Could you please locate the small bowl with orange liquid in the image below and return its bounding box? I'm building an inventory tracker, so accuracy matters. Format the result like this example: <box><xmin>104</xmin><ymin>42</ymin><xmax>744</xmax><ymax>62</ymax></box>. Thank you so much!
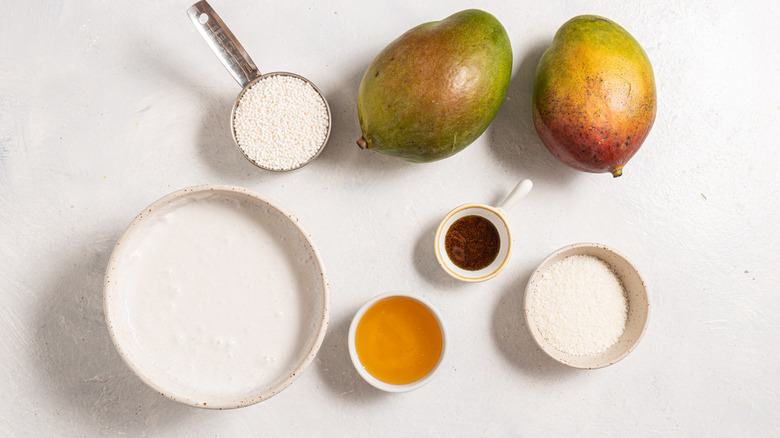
<box><xmin>348</xmin><ymin>292</ymin><xmax>447</xmax><ymax>392</ymax></box>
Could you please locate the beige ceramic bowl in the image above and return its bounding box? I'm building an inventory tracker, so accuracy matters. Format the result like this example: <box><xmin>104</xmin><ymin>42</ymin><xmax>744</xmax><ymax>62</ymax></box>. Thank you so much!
<box><xmin>104</xmin><ymin>185</ymin><xmax>330</xmax><ymax>409</ymax></box>
<box><xmin>523</xmin><ymin>243</ymin><xmax>649</xmax><ymax>369</ymax></box>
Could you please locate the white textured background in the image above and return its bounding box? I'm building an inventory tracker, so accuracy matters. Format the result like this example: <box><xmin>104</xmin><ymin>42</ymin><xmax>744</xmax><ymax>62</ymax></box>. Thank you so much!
<box><xmin>1</xmin><ymin>0</ymin><xmax>778</xmax><ymax>436</ymax></box>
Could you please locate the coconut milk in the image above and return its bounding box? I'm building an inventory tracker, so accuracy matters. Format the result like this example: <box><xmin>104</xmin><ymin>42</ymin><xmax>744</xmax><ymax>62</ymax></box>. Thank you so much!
<box><xmin>109</xmin><ymin>192</ymin><xmax>323</xmax><ymax>405</ymax></box>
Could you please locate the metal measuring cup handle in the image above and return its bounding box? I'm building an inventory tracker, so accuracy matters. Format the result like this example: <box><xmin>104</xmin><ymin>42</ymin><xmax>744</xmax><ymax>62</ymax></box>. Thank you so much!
<box><xmin>187</xmin><ymin>0</ymin><xmax>260</xmax><ymax>88</ymax></box>
<box><xmin>187</xmin><ymin>0</ymin><xmax>332</xmax><ymax>172</ymax></box>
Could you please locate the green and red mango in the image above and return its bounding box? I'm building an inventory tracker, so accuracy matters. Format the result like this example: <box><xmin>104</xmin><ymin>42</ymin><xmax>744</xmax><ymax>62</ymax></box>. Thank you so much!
<box><xmin>533</xmin><ymin>15</ymin><xmax>657</xmax><ymax>177</ymax></box>
<box><xmin>356</xmin><ymin>9</ymin><xmax>512</xmax><ymax>163</ymax></box>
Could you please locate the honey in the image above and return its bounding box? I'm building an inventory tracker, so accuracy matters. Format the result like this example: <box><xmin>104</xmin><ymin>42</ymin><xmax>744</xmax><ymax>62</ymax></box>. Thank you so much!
<box><xmin>355</xmin><ymin>297</ymin><xmax>443</xmax><ymax>385</ymax></box>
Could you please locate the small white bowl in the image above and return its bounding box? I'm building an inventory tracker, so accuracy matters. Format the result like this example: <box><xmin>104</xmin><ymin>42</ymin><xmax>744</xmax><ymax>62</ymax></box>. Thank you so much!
<box><xmin>434</xmin><ymin>180</ymin><xmax>533</xmax><ymax>282</ymax></box>
<box><xmin>435</xmin><ymin>204</ymin><xmax>512</xmax><ymax>282</ymax></box>
<box><xmin>348</xmin><ymin>292</ymin><xmax>447</xmax><ymax>392</ymax></box>
<box><xmin>523</xmin><ymin>243</ymin><xmax>650</xmax><ymax>369</ymax></box>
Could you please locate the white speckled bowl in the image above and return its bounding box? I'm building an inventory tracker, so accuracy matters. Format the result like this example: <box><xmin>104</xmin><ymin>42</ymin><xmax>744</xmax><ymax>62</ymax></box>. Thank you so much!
<box><xmin>523</xmin><ymin>243</ymin><xmax>650</xmax><ymax>369</ymax></box>
<box><xmin>104</xmin><ymin>185</ymin><xmax>330</xmax><ymax>409</ymax></box>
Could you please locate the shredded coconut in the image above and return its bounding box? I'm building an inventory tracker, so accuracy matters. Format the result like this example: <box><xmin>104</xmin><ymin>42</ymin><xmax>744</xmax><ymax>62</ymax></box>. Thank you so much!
<box><xmin>529</xmin><ymin>255</ymin><xmax>628</xmax><ymax>356</ymax></box>
<box><xmin>233</xmin><ymin>75</ymin><xmax>329</xmax><ymax>170</ymax></box>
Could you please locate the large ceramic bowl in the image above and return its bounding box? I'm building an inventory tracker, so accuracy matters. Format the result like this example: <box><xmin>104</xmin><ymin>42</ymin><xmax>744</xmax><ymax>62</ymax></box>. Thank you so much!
<box><xmin>104</xmin><ymin>185</ymin><xmax>330</xmax><ymax>408</ymax></box>
<box><xmin>524</xmin><ymin>243</ymin><xmax>649</xmax><ymax>369</ymax></box>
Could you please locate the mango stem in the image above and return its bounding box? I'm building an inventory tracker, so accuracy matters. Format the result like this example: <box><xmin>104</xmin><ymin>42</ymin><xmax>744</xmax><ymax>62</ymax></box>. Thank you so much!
<box><xmin>356</xmin><ymin>137</ymin><xmax>369</xmax><ymax>150</ymax></box>
<box><xmin>611</xmin><ymin>167</ymin><xmax>623</xmax><ymax>178</ymax></box>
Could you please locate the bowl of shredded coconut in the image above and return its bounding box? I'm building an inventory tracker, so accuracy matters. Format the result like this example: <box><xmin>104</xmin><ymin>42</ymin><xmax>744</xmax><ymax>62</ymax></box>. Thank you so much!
<box><xmin>523</xmin><ymin>243</ymin><xmax>649</xmax><ymax>369</ymax></box>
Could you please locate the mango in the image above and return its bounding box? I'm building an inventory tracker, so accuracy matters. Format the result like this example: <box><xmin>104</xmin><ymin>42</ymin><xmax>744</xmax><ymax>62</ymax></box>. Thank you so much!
<box><xmin>356</xmin><ymin>9</ymin><xmax>512</xmax><ymax>163</ymax></box>
<box><xmin>533</xmin><ymin>15</ymin><xmax>656</xmax><ymax>177</ymax></box>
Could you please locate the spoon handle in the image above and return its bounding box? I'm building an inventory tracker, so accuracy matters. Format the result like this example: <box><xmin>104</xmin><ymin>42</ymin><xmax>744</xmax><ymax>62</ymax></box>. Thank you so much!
<box><xmin>187</xmin><ymin>0</ymin><xmax>260</xmax><ymax>88</ymax></box>
<box><xmin>498</xmin><ymin>179</ymin><xmax>533</xmax><ymax>212</ymax></box>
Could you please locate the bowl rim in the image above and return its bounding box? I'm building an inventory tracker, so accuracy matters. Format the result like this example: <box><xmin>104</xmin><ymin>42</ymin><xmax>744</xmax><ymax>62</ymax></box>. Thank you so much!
<box><xmin>523</xmin><ymin>242</ymin><xmax>650</xmax><ymax>369</ymax></box>
<box><xmin>103</xmin><ymin>184</ymin><xmax>331</xmax><ymax>409</ymax></box>
<box><xmin>434</xmin><ymin>203</ymin><xmax>513</xmax><ymax>283</ymax></box>
<box><xmin>347</xmin><ymin>292</ymin><xmax>447</xmax><ymax>392</ymax></box>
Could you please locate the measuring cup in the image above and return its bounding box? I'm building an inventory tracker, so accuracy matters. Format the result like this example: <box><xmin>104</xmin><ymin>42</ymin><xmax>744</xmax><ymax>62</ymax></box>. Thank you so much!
<box><xmin>187</xmin><ymin>1</ymin><xmax>332</xmax><ymax>171</ymax></box>
<box><xmin>434</xmin><ymin>179</ymin><xmax>533</xmax><ymax>282</ymax></box>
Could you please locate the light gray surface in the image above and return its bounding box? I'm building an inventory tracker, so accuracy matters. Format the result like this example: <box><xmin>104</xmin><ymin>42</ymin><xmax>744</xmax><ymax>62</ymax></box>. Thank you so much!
<box><xmin>1</xmin><ymin>0</ymin><xmax>778</xmax><ymax>436</ymax></box>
